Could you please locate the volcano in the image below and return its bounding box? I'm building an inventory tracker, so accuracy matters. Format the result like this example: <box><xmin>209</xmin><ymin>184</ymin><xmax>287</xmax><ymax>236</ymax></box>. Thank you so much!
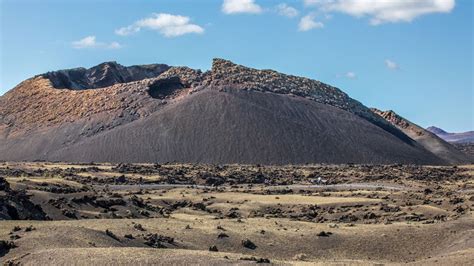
<box><xmin>0</xmin><ymin>59</ymin><xmax>467</xmax><ymax>164</ymax></box>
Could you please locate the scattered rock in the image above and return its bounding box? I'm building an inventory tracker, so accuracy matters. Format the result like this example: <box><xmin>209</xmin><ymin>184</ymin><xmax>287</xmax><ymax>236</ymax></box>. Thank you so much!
<box><xmin>0</xmin><ymin>177</ymin><xmax>47</xmax><ymax>220</ymax></box>
<box><xmin>24</xmin><ymin>225</ymin><xmax>35</xmax><ymax>232</ymax></box>
<box><xmin>0</xmin><ymin>177</ymin><xmax>10</xmax><ymax>190</ymax></box>
<box><xmin>225</xmin><ymin>211</ymin><xmax>240</xmax><ymax>219</ymax></box>
<box><xmin>241</xmin><ymin>239</ymin><xmax>257</xmax><ymax>249</ymax></box>
<box><xmin>363</xmin><ymin>212</ymin><xmax>378</xmax><ymax>219</ymax></box>
<box><xmin>144</xmin><ymin>233</ymin><xmax>174</xmax><ymax>248</ymax></box>
<box><xmin>105</xmin><ymin>229</ymin><xmax>120</xmax><ymax>241</ymax></box>
<box><xmin>133</xmin><ymin>223</ymin><xmax>145</xmax><ymax>231</ymax></box>
<box><xmin>124</xmin><ymin>234</ymin><xmax>134</xmax><ymax>239</ymax></box>
<box><xmin>338</xmin><ymin>214</ymin><xmax>359</xmax><ymax>222</ymax></box>
<box><xmin>0</xmin><ymin>240</ymin><xmax>16</xmax><ymax>256</ymax></box>
<box><xmin>380</xmin><ymin>204</ymin><xmax>401</xmax><ymax>213</ymax></box>
<box><xmin>62</xmin><ymin>209</ymin><xmax>77</xmax><ymax>219</ymax></box>
<box><xmin>316</xmin><ymin>231</ymin><xmax>332</xmax><ymax>237</ymax></box>
<box><xmin>239</xmin><ymin>257</ymin><xmax>270</xmax><ymax>263</ymax></box>
<box><xmin>449</xmin><ymin>198</ymin><xmax>464</xmax><ymax>205</ymax></box>
<box><xmin>94</xmin><ymin>197</ymin><xmax>126</xmax><ymax>208</ymax></box>
<box><xmin>218</xmin><ymin>233</ymin><xmax>229</xmax><ymax>239</ymax></box>
<box><xmin>9</xmin><ymin>235</ymin><xmax>20</xmax><ymax>240</ymax></box>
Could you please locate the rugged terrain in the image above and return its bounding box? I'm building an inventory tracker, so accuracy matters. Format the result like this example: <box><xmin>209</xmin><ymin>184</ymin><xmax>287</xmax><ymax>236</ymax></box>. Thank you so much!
<box><xmin>453</xmin><ymin>143</ymin><xmax>474</xmax><ymax>159</ymax></box>
<box><xmin>0</xmin><ymin>59</ymin><xmax>465</xmax><ymax>165</ymax></box>
<box><xmin>372</xmin><ymin>109</ymin><xmax>471</xmax><ymax>164</ymax></box>
<box><xmin>425</xmin><ymin>126</ymin><xmax>474</xmax><ymax>161</ymax></box>
<box><xmin>0</xmin><ymin>162</ymin><xmax>473</xmax><ymax>265</ymax></box>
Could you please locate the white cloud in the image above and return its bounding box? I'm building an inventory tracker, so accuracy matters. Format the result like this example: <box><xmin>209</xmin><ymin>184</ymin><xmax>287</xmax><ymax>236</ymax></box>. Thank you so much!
<box><xmin>108</xmin><ymin>42</ymin><xmax>122</xmax><ymax>49</ymax></box>
<box><xmin>115</xmin><ymin>25</ymin><xmax>140</xmax><ymax>36</ymax></box>
<box><xmin>72</xmin><ymin>36</ymin><xmax>97</xmax><ymax>49</ymax></box>
<box><xmin>298</xmin><ymin>15</ymin><xmax>324</xmax><ymax>31</ymax></box>
<box><xmin>72</xmin><ymin>36</ymin><xmax>121</xmax><ymax>49</ymax></box>
<box><xmin>304</xmin><ymin>0</ymin><xmax>333</xmax><ymax>6</ymax></box>
<box><xmin>385</xmin><ymin>59</ymin><xmax>399</xmax><ymax>70</ymax></box>
<box><xmin>345</xmin><ymin>71</ymin><xmax>356</xmax><ymax>79</ymax></box>
<box><xmin>115</xmin><ymin>13</ymin><xmax>204</xmax><ymax>38</ymax></box>
<box><xmin>222</xmin><ymin>0</ymin><xmax>262</xmax><ymax>14</ymax></box>
<box><xmin>305</xmin><ymin>0</ymin><xmax>455</xmax><ymax>25</ymax></box>
<box><xmin>276</xmin><ymin>3</ymin><xmax>299</xmax><ymax>18</ymax></box>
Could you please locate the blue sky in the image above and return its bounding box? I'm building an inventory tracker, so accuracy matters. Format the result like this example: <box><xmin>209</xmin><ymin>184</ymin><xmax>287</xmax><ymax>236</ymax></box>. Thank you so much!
<box><xmin>0</xmin><ymin>0</ymin><xmax>472</xmax><ymax>132</ymax></box>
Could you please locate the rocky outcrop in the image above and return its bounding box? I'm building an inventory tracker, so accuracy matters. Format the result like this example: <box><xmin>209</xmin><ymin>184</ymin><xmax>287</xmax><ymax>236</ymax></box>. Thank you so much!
<box><xmin>0</xmin><ymin>177</ymin><xmax>47</xmax><ymax>220</ymax></box>
<box><xmin>206</xmin><ymin>59</ymin><xmax>384</xmax><ymax>122</ymax></box>
<box><xmin>42</xmin><ymin>61</ymin><xmax>170</xmax><ymax>90</ymax></box>
<box><xmin>158</xmin><ymin>66</ymin><xmax>205</xmax><ymax>87</ymax></box>
<box><xmin>373</xmin><ymin>109</ymin><xmax>425</xmax><ymax>135</ymax></box>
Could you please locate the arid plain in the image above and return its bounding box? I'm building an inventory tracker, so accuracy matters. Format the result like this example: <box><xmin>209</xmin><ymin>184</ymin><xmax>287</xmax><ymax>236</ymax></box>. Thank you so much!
<box><xmin>1</xmin><ymin>162</ymin><xmax>473</xmax><ymax>265</ymax></box>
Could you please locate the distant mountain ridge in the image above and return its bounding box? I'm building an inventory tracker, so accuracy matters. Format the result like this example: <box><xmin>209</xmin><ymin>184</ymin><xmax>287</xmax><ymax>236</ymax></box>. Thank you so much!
<box><xmin>426</xmin><ymin>126</ymin><xmax>448</xmax><ymax>135</ymax></box>
<box><xmin>427</xmin><ymin>126</ymin><xmax>474</xmax><ymax>144</ymax></box>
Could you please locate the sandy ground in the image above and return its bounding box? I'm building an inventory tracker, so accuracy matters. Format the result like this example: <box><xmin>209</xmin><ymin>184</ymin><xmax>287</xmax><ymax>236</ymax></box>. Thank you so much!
<box><xmin>1</xmin><ymin>162</ymin><xmax>473</xmax><ymax>265</ymax></box>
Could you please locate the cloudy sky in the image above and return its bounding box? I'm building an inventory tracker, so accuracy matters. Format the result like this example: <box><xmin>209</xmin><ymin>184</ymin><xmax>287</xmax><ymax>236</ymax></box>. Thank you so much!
<box><xmin>0</xmin><ymin>0</ymin><xmax>472</xmax><ymax>131</ymax></box>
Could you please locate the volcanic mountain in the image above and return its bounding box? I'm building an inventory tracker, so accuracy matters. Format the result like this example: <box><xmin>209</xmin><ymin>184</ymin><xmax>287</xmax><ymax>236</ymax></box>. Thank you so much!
<box><xmin>0</xmin><ymin>59</ymin><xmax>464</xmax><ymax>164</ymax></box>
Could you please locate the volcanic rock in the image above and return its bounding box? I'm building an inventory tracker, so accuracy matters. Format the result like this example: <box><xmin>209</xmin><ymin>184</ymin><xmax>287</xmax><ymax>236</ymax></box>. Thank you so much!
<box><xmin>0</xmin><ymin>240</ymin><xmax>16</xmax><ymax>257</ymax></box>
<box><xmin>0</xmin><ymin>177</ymin><xmax>47</xmax><ymax>220</ymax></box>
<box><xmin>241</xmin><ymin>239</ymin><xmax>257</xmax><ymax>249</ymax></box>
<box><xmin>42</xmin><ymin>61</ymin><xmax>170</xmax><ymax>90</ymax></box>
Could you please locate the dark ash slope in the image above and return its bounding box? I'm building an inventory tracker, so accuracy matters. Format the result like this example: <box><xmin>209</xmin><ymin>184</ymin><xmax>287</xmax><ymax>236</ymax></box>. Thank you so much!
<box><xmin>40</xmin><ymin>88</ymin><xmax>441</xmax><ymax>164</ymax></box>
